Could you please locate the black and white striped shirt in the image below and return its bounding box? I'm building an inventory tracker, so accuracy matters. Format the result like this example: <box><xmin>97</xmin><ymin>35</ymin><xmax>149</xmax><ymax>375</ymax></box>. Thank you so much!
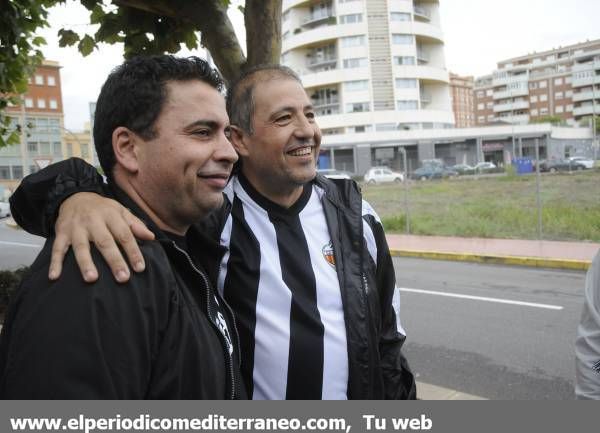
<box><xmin>217</xmin><ymin>174</ymin><xmax>392</xmax><ymax>400</ymax></box>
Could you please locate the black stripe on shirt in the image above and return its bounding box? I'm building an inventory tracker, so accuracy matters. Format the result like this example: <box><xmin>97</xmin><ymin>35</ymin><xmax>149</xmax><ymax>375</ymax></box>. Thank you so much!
<box><xmin>223</xmin><ymin>195</ymin><xmax>261</xmax><ymax>397</ymax></box>
<box><xmin>270</xmin><ymin>213</ymin><xmax>325</xmax><ymax>399</ymax></box>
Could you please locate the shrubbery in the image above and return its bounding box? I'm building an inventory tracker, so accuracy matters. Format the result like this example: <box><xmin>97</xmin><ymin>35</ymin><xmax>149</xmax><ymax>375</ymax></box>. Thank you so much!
<box><xmin>0</xmin><ymin>267</ymin><xmax>28</xmax><ymax>323</ymax></box>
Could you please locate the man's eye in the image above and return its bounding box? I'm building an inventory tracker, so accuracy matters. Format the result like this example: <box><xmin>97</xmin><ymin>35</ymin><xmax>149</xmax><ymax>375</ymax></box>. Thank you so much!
<box><xmin>193</xmin><ymin>129</ymin><xmax>210</xmax><ymax>137</ymax></box>
<box><xmin>224</xmin><ymin>128</ymin><xmax>232</xmax><ymax>139</ymax></box>
<box><xmin>276</xmin><ymin>115</ymin><xmax>291</xmax><ymax>123</ymax></box>
<box><xmin>306</xmin><ymin>112</ymin><xmax>316</xmax><ymax>120</ymax></box>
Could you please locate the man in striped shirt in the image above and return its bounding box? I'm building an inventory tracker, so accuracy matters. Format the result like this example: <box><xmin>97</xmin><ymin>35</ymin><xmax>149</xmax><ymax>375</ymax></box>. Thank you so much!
<box><xmin>10</xmin><ymin>65</ymin><xmax>416</xmax><ymax>400</ymax></box>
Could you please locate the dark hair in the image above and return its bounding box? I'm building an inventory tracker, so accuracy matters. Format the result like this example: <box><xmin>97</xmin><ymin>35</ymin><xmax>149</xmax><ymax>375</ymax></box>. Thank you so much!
<box><xmin>226</xmin><ymin>64</ymin><xmax>301</xmax><ymax>134</ymax></box>
<box><xmin>93</xmin><ymin>55</ymin><xmax>224</xmax><ymax>179</ymax></box>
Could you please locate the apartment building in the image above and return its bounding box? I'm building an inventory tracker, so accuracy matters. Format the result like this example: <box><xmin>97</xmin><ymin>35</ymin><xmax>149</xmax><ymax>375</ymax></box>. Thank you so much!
<box><xmin>1</xmin><ymin>60</ymin><xmax>65</xmax><ymax>190</ymax></box>
<box><xmin>280</xmin><ymin>0</ymin><xmax>454</xmax><ymax>173</ymax></box>
<box><xmin>474</xmin><ymin>39</ymin><xmax>600</xmax><ymax>126</ymax></box>
<box><xmin>449</xmin><ymin>73</ymin><xmax>475</xmax><ymax>128</ymax></box>
<box><xmin>63</xmin><ymin>122</ymin><xmax>95</xmax><ymax>165</ymax></box>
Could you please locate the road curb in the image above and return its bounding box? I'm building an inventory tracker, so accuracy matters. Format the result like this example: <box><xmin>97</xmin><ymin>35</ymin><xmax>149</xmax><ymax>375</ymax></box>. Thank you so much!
<box><xmin>390</xmin><ymin>249</ymin><xmax>591</xmax><ymax>271</ymax></box>
<box><xmin>4</xmin><ymin>218</ymin><xmax>19</xmax><ymax>229</ymax></box>
<box><xmin>416</xmin><ymin>381</ymin><xmax>486</xmax><ymax>400</ymax></box>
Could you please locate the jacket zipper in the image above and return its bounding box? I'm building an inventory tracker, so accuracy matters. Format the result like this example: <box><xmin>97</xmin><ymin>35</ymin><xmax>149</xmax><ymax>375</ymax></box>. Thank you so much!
<box><xmin>171</xmin><ymin>242</ymin><xmax>236</xmax><ymax>400</ymax></box>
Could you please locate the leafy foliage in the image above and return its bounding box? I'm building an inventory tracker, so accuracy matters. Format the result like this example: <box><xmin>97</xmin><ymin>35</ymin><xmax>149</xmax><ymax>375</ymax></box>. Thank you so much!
<box><xmin>0</xmin><ymin>0</ymin><xmax>57</xmax><ymax>148</ymax></box>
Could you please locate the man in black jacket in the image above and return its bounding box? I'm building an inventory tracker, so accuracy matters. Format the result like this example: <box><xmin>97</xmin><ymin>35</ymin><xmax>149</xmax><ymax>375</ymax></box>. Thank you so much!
<box><xmin>10</xmin><ymin>66</ymin><xmax>415</xmax><ymax>400</ymax></box>
<box><xmin>0</xmin><ymin>55</ymin><xmax>244</xmax><ymax>399</ymax></box>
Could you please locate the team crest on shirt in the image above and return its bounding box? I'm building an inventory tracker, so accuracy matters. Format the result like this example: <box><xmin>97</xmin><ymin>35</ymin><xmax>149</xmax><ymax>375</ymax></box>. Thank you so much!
<box><xmin>322</xmin><ymin>241</ymin><xmax>336</xmax><ymax>268</ymax></box>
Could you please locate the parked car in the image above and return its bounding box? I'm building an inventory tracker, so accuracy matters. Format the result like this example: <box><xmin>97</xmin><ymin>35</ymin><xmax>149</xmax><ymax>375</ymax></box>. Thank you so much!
<box><xmin>0</xmin><ymin>201</ymin><xmax>10</xmax><ymax>218</ymax></box>
<box><xmin>567</xmin><ymin>156</ymin><xmax>594</xmax><ymax>169</ymax></box>
<box><xmin>540</xmin><ymin>159</ymin><xmax>587</xmax><ymax>173</ymax></box>
<box><xmin>410</xmin><ymin>165</ymin><xmax>458</xmax><ymax>180</ymax></box>
<box><xmin>363</xmin><ymin>167</ymin><xmax>404</xmax><ymax>184</ymax></box>
<box><xmin>451</xmin><ymin>163</ymin><xmax>475</xmax><ymax>175</ymax></box>
<box><xmin>474</xmin><ymin>161</ymin><xmax>497</xmax><ymax>172</ymax></box>
<box><xmin>316</xmin><ymin>168</ymin><xmax>352</xmax><ymax>180</ymax></box>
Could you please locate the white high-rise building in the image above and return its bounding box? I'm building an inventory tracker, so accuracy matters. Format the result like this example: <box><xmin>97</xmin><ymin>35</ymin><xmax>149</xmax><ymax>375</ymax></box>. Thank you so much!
<box><xmin>281</xmin><ymin>0</ymin><xmax>453</xmax><ymax>147</ymax></box>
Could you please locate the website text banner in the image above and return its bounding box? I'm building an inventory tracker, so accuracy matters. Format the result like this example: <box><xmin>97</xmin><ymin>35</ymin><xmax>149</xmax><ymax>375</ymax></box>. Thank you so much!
<box><xmin>1</xmin><ymin>401</ymin><xmax>596</xmax><ymax>433</ymax></box>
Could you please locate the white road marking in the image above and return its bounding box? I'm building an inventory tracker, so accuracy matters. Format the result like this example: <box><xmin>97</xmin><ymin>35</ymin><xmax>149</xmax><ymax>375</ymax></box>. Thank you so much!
<box><xmin>0</xmin><ymin>240</ymin><xmax>43</xmax><ymax>248</ymax></box>
<box><xmin>399</xmin><ymin>287</ymin><xmax>563</xmax><ymax>310</ymax></box>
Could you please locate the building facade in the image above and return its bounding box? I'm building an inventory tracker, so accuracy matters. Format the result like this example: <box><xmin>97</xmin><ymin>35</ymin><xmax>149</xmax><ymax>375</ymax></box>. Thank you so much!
<box><xmin>1</xmin><ymin>60</ymin><xmax>65</xmax><ymax>191</ymax></box>
<box><xmin>281</xmin><ymin>0</ymin><xmax>454</xmax><ymax>166</ymax></box>
<box><xmin>474</xmin><ymin>39</ymin><xmax>600</xmax><ymax>127</ymax></box>
<box><xmin>63</xmin><ymin>122</ymin><xmax>95</xmax><ymax>165</ymax></box>
<box><xmin>449</xmin><ymin>73</ymin><xmax>475</xmax><ymax>128</ymax></box>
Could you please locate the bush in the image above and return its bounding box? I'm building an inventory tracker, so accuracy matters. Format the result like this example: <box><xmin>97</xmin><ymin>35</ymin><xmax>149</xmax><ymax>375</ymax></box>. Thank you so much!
<box><xmin>0</xmin><ymin>267</ymin><xmax>29</xmax><ymax>323</ymax></box>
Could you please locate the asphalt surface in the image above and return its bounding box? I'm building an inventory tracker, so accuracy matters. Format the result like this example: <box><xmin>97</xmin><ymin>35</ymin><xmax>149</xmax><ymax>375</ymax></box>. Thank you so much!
<box><xmin>395</xmin><ymin>256</ymin><xmax>586</xmax><ymax>400</ymax></box>
<box><xmin>0</xmin><ymin>218</ymin><xmax>44</xmax><ymax>270</ymax></box>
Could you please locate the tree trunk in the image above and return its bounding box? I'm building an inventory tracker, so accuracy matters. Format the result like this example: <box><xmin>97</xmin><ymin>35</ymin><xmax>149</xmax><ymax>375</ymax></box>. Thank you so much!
<box><xmin>244</xmin><ymin>0</ymin><xmax>282</xmax><ymax>70</ymax></box>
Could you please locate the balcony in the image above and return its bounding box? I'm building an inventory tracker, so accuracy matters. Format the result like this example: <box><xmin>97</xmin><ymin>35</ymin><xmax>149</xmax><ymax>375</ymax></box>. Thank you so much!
<box><xmin>307</xmin><ymin>55</ymin><xmax>337</xmax><ymax>70</ymax></box>
<box><xmin>302</xmin><ymin>10</ymin><xmax>336</xmax><ymax>28</ymax></box>
<box><xmin>573</xmin><ymin>104</ymin><xmax>599</xmax><ymax>117</ymax></box>
<box><xmin>572</xmin><ymin>90</ymin><xmax>598</xmax><ymax>102</ymax></box>
<box><xmin>413</xmin><ymin>5</ymin><xmax>431</xmax><ymax>21</ymax></box>
<box><xmin>572</xmin><ymin>59</ymin><xmax>600</xmax><ymax>73</ymax></box>
<box><xmin>416</xmin><ymin>50</ymin><xmax>429</xmax><ymax>64</ymax></box>
<box><xmin>492</xmin><ymin>72</ymin><xmax>529</xmax><ymax>87</ymax></box>
<box><xmin>493</xmin><ymin>87</ymin><xmax>528</xmax><ymax>100</ymax></box>
<box><xmin>493</xmin><ymin>100</ymin><xmax>529</xmax><ymax>113</ymax></box>
<box><xmin>572</xmin><ymin>73</ymin><xmax>600</xmax><ymax>88</ymax></box>
<box><xmin>497</xmin><ymin>114</ymin><xmax>530</xmax><ymax>124</ymax></box>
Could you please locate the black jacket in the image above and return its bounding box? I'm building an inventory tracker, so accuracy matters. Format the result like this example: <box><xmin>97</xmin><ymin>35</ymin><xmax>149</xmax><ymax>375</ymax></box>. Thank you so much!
<box><xmin>9</xmin><ymin>158</ymin><xmax>415</xmax><ymax>399</ymax></box>
<box><xmin>1</xmin><ymin>181</ymin><xmax>245</xmax><ymax>399</ymax></box>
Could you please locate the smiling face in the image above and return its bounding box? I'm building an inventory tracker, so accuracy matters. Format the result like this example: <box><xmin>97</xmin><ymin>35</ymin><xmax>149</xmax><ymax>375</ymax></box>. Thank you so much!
<box><xmin>132</xmin><ymin>80</ymin><xmax>237</xmax><ymax>232</ymax></box>
<box><xmin>232</xmin><ymin>77</ymin><xmax>322</xmax><ymax>206</ymax></box>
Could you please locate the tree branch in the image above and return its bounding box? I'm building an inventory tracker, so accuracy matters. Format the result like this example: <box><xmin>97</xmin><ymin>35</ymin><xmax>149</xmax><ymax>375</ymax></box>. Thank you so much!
<box><xmin>114</xmin><ymin>0</ymin><xmax>246</xmax><ymax>83</ymax></box>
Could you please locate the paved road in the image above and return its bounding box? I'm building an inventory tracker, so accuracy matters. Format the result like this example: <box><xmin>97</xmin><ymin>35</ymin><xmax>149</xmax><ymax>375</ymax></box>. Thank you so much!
<box><xmin>394</xmin><ymin>257</ymin><xmax>586</xmax><ymax>400</ymax></box>
<box><xmin>0</xmin><ymin>219</ymin><xmax>44</xmax><ymax>270</ymax></box>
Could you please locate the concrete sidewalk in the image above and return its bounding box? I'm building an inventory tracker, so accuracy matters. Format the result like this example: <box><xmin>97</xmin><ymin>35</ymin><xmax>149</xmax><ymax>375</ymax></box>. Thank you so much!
<box><xmin>387</xmin><ymin>234</ymin><xmax>599</xmax><ymax>271</ymax></box>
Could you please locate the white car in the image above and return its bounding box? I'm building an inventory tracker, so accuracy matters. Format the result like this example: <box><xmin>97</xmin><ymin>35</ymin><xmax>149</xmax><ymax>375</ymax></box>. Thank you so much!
<box><xmin>316</xmin><ymin>169</ymin><xmax>352</xmax><ymax>180</ymax></box>
<box><xmin>363</xmin><ymin>167</ymin><xmax>404</xmax><ymax>184</ymax></box>
<box><xmin>0</xmin><ymin>201</ymin><xmax>10</xmax><ymax>218</ymax></box>
<box><xmin>567</xmin><ymin>156</ymin><xmax>595</xmax><ymax>169</ymax></box>
<box><xmin>474</xmin><ymin>161</ymin><xmax>496</xmax><ymax>172</ymax></box>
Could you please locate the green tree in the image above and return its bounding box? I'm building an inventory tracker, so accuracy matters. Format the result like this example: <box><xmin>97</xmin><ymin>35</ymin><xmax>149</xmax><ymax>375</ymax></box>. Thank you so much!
<box><xmin>0</xmin><ymin>0</ymin><xmax>282</xmax><ymax>148</ymax></box>
<box><xmin>530</xmin><ymin>115</ymin><xmax>566</xmax><ymax>126</ymax></box>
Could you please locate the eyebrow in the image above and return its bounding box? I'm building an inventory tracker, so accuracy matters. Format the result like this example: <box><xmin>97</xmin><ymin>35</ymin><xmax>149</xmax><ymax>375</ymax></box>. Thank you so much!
<box><xmin>183</xmin><ymin>120</ymin><xmax>226</xmax><ymax>131</ymax></box>
<box><xmin>270</xmin><ymin>104</ymin><xmax>315</xmax><ymax>119</ymax></box>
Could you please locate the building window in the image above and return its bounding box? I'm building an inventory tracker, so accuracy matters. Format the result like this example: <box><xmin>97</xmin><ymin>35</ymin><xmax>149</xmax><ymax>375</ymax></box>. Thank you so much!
<box><xmin>375</xmin><ymin>123</ymin><xmax>397</xmax><ymax>131</ymax></box>
<box><xmin>390</xmin><ymin>12</ymin><xmax>411</xmax><ymax>21</ymax></box>
<box><xmin>565</xmin><ymin>76</ymin><xmax>572</xmax><ymax>84</ymax></box>
<box><xmin>49</xmin><ymin>99</ymin><xmax>58</xmax><ymax>109</ymax></box>
<box><xmin>66</xmin><ymin>143</ymin><xmax>73</xmax><ymax>157</ymax></box>
<box><xmin>343</xmin><ymin>57</ymin><xmax>368</xmax><ymax>68</ymax></box>
<box><xmin>530</xmin><ymin>95</ymin><xmax>538</xmax><ymax>103</ymax></box>
<box><xmin>566</xmin><ymin>90</ymin><xmax>573</xmax><ymax>98</ymax></box>
<box><xmin>345</xmin><ymin>102</ymin><xmax>370</xmax><ymax>112</ymax></box>
<box><xmin>27</xmin><ymin>142</ymin><xmax>38</xmax><ymax>153</ymax></box>
<box><xmin>339</xmin><ymin>13</ymin><xmax>362</xmax><ymax>24</ymax></box>
<box><xmin>540</xmin><ymin>94</ymin><xmax>548</xmax><ymax>102</ymax></box>
<box><xmin>396</xmin><ymin>100</ymin><xmax>418</xmax><ymax>110</ymax></box>
<box><xmin>48</xmin><ymin>118</ymin><xmax>60</xmax><ymax>132</ymax></box>
<box><xmin>478</xmin><ymin>116</ymin><xmax>485</xmax><ymax>123</ymax></box>
<box><xmin>393</xmin><ymin>56</ymin><xmax>415</xmax><ymax>65</ymax></box>
<box><xmin>35</xmin><ymin>75</ymin><xmax>44</xmax><ymax>85</ymax></box>
<box><xmin>554</xmin><ymin>77</ymin><xmax>563</xmax><ymax>86</ymax></box>
<box><xmin>53</xmin><ymin>142</ymin><xmax>62</xmax><ymax>156</ymax></box>
<box><xmin>540</xmin><ymin>107</ymin><xmax>548</xmax><ymax>115</ymax></box>
<box><xmin>37</xmin><ymin>98</ymin><xmax>46</xmax><ymax>109</ymax></box>
<box><xmin>529</xmin><ymin>82</ymin><xmax>538</xmax><ymax>90</ymax></box>
<box><xmin>344</xmin><ymin>80</ymin><xmax>369</xmax><ymax>91</ymax></box>
<box><xmin>487</xmin><ymin>115</ymin><xmax>495</xmax><ymax>121</ymax></box>
<box><xmin>25</xmin><ymin>98</ymin><xmax>34</xmax><ymax>108</ymax></box>
<box><xmin>39</xmin><ymin>141</ymin><xmax>51</xmax><ymax>155</ymax></box>
<box><xmin>556</xmin><ymin>105</ymin><xmax>564</xmax><ymax>113</ymax></box>
<box><xmin>531</xmin><ymin>108</ymin><xmax>539</xmax><ymax>116</ymax></box>
<box><xmin>555</xmin><ymin>92</ymin><xmax>563</xmax><ymax>100</ymax></box>
<box><xmin>486</xmin><ymin>102</ymin><xmax>494</xmax><ymax>109</ymax></box>
<box><xmin>81</xmin><ymin>144</ymin><xmax>90</xmax><ymax>159</ymax></box>
<box><xmin>341</xmin><ymin>35</ymin><xmax>365</xmax><ymax>47</ymax></box>
<box><xmin>395</xmin><ymin>78</ymin><xmax>417</xmax><ymax>88</ymax></box>
<box><xmin>539</xmin><ymin>80</ymin><xmax>547</xmax><ymax>88</ymax></box>
<box><xmin>47</xmin><ymin>75</ymin><xmax>56</xmax><ymax>86</ymax></box>
<box><xmin>12</xmin><ymin>165</ymin><xmax>23</xmax><ymax>180</ymax></box>
<box><xmin>477</xmin><ymin>103</ymin><xmax>484</xmax><ymax>110</ymax></box>
<box><xmin>486</xmin><ymin>89</ymin><xmax>493</xmax><ymax>96</ymax></box>
<box><xmin>476</xmin><ymin>90</ymin><xmax>484</xmax><ymax>98</ymax></box>
<box><xmin>392</xmin><ymin>34</ymin><xmax>414</xmax><ymax>45</ymax></box>
<box><xmin>348</xmin><ymin>125</ymin><xmax>372</xmax><ymax>133</ymax></box>
<box><xmin>0</xmin><ymin>166</ymin><xmax>10</xmax><ymax>180</ymax></box>
<box><xmin>566</xmin><ymin>104</ymin><xmax>573</xmax><ymax>112</ymax></box>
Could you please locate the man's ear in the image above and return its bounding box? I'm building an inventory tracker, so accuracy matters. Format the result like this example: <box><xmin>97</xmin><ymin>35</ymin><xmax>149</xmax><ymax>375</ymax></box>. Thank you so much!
<box><xmin>112</xmin><ymin>127</ymin><xmax>139</xmax><ymax>173</ymax></box>
<box><xmin>229</xmin><ymin>125</ymin><xmax>250</xmax><ymax>157</ymax></box>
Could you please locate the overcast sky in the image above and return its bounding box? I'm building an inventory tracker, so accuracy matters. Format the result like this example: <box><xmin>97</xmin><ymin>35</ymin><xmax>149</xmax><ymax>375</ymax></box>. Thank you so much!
<box><xmin>40</xmin><ymin>0</ymin><xmax>600</xmax><ymax>131</ymax></box>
